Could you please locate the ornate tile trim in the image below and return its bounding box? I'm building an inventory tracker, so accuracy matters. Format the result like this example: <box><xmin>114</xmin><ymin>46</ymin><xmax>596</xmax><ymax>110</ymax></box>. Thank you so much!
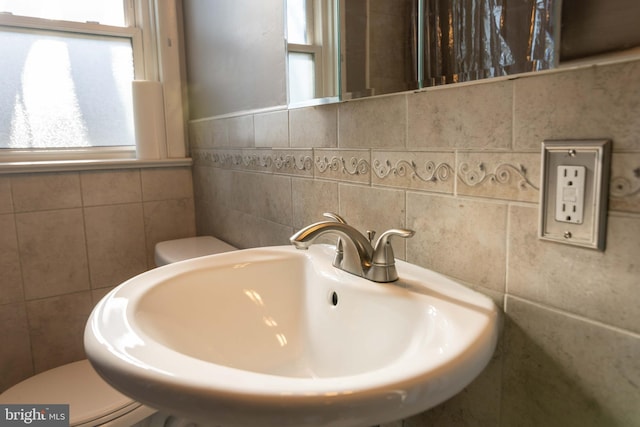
<box><xmin>315</xmin><ymin>156</ymin><xmax>370</xmax><ymax>176</ymax></box>
<box><xmin>458</xmin><ymin>162</ymin><xmax>539</xmax><ymax>190</ymax></box>
<box><xmin>373</xmin><ymin>159</ymin><xmax>454</xmax><ymax>183</ymax></box>
<box><xmin>273</xmin><ymin>153</ymin><xmax>314</xmax><ymax>173</ymax></box>
<box><xmin>610</xmin><ymin>167</ymin><xmax>640</xmax><ymax>199</ymax></box>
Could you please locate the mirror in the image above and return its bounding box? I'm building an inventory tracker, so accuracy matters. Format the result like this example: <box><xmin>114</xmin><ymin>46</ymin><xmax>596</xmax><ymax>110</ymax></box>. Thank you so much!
<box><xmin>286</xmin><ymin>0</ymin><xmax>561</xmax><ymax>106</ymax></box>
<box><xmin>286</xmin><ymin>0</ymin><xmax>340</xmax><ymax>104</ymax></box>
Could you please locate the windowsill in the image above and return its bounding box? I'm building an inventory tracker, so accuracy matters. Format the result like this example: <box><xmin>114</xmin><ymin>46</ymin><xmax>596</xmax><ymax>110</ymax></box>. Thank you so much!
<box><xmin>0</xmin><ymin>157</ymin><xmax>193</xmax><ymax>174</ymax></box>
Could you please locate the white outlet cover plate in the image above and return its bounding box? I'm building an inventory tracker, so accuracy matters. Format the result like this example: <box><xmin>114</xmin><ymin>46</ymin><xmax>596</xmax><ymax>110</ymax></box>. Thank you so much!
<box><xmin>539</xmin><ymin>139</ymin><xmax>611</xmax><ymax>250</ymax></box>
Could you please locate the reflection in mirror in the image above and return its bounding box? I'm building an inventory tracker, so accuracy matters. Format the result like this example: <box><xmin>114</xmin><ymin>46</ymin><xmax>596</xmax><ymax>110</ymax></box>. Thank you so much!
<box><xmin>286</xmin><ymin>0</ymin><xmax>561</xmax><ymax>105</ymax></box>
<box><xmin>341</xmin><ymin>0</ymin><xmax>419</xmax><ymax>99</ymax></box>
<box><xmin>422</xmin><ymin>0</ymin><xmax>561</xmax><ymax>86</ymax></box>
<box><xmin>286</xmin><ymin>0</ymin><xmax>339</xmax><ymax>104</ymax></box>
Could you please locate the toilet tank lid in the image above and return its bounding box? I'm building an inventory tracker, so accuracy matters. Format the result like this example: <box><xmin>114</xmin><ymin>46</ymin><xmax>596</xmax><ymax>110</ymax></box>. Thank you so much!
<box><xmin>154</xmin><ymin>236</ymin><xmax>237</xmax><ymax>266</ymax></box>
<box><xmin>0</xmin><ymin>360</ymin><xmax>138</xmax><ymax>425</ymax></box>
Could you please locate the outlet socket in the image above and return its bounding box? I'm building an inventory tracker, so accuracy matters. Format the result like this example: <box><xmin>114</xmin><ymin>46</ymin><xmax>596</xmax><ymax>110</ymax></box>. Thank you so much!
<box><xmin>555</xmin><ymin>165</ymin><xmax>586</xmax><ymax>224</ymax></box>
<box><xmin>539</xmin><ymin>140</ymin><xmax>611</xmax><ymax>250</ymax></box>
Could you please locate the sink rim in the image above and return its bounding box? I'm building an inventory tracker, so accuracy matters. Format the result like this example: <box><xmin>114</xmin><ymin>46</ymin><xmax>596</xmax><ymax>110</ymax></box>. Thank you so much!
<box><xmin>86</xmin><ymin>245</ymin><xmax>497</xmax><ymax>396</ymax></box>
<box><xmin>85</xmin><ymin>244</ymin><xmax>499</xmax><ymax>422</ymax></box>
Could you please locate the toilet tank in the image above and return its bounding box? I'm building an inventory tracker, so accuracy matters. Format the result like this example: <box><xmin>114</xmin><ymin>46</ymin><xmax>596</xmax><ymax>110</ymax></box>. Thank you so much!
<box><xmin>154</xmin><ymin>236</ymin><xmax>237</xmax><ymax>266</ymax></box>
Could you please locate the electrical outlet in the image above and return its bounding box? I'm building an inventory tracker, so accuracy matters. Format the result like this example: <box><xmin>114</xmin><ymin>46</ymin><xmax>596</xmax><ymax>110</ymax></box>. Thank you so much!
<box><xmin>539</xmin><ymin>140</ymin><xmax>611</xmax><ymax>251</ymax></box>
<box><xmin>555</xmin><ymin>165</ymin><xmax>586</xmax><ymax>224</ymax></box>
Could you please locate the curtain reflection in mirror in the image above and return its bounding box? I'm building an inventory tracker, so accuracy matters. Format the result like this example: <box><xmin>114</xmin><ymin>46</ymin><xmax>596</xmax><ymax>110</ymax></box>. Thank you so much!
<box><xmin>423</xmin><ymin>0</ymin><xmax>559</xmax><ymax>86</ymax></box>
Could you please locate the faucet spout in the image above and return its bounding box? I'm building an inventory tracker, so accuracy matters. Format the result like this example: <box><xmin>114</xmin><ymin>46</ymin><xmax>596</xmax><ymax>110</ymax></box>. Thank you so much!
<box><xmin>290</xmin><ymin>221</ymin><xmax>373</xmax><ymax>277</ymax></box>
<box><xmin>290</xmin><ymin>214</ymin><xmax>415</xmax><ymax>282</ymax></box>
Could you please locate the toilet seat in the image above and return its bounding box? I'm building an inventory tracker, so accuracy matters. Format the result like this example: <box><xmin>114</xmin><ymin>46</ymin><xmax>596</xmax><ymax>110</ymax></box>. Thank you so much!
<box><xmin>0</xmin><ymin>360</ymin><xmax>155</xmax><ymax>426</ymax></box>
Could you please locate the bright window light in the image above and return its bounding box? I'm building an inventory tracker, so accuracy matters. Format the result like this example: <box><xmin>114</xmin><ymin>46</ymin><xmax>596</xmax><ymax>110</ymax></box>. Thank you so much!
<box><xmin>0</xmin><ymin>0</ymin><xmax>125</xmax><ymax>26</ymax></box>
<box><xmin>0</xmin><ymin>29</ymin><xmax>134</xmax><ymax>149</ymax></box>
<box><xmin>288</xmin><ymin>52</ymin><xmax>315</xmax><ymax>103</ymax></box>
<box><xmin>287</xmin><ymin>0</ymin><xmax>308</xmax><ymax>44</ymax></box>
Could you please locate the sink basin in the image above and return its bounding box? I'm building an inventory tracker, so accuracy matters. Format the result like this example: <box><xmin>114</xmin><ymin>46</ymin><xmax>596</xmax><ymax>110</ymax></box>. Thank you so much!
<box><xmin>85</xmin><ymin>244</ymin><xmax>498</xmax><ymax>427</ymax></box>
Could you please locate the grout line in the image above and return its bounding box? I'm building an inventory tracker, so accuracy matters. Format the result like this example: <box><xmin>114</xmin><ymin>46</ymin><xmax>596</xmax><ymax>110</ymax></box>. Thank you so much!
<box><xmin>507</xmin><ymin>295</ymin><xmax>640</xmax><ymax>339</ymax></box>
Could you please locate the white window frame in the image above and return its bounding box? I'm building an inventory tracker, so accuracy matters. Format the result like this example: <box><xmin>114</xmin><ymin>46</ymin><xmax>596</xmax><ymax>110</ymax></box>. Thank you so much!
<box><xmin>287</xmin><ymin>0</ymin><xmax>339</xmax><ymax>104</ymax></box>
<box><xmin>0</xmin><ymin>0</ymin><xmax>187</xmax><ymax>169</ymax></box>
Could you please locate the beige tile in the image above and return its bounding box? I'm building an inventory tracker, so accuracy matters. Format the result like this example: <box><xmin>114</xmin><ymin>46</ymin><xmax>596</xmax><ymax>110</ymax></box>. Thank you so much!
<box><xmin>91</xmin><ymin>287</ymin><xmax>115</xmax><ymax>307</ymax></box>
<box><xmin>195</xmin><ymin>200</ymin><xmax>240</xmax><ymax>248</ymax></box>
<box><xmin>406</xmin><ymin>193</ymin><xmax>508</xmax><ymax>291</ymax></box>
<box><xmin>272</xmin><ymin>149</ymin><xmax>314</xmax><ymax>177</ymax></box>
<box><xmin>26</xmin><ymin>292</ymin><xmax>93</xmax><ymax>373</ymax></box>
<box><xmin>0</xmin><ymin>177</ymin><xmax>13</xmax><ymax>214</ymax></box>
<box><xmin>290</xmin><ymin>104</ymin><xmax>338</xmax><ymax>148</ymax></box>
<box><xmin>408</xmin><ymin>80</ymin><xmax>512</xmax><ymax>150</ymax></box>
<box><xmin>229</xmin><ymin>172</ymin><xmax>292</xmax><ymax>224</ymax></box>
<box><xmin>0</xmin><ymin>214</ymin><xmax>23</xmax><ymax>305</ymax></box>
<box><xmin>254</xmin><ymin>110</ymin><xmax>289</xmax><ymax>148</ymax></box>
<box><xmin>339</xmin><ymin>184</ymin><xmax>407</xmax><ymax>259</ymax></box>
<box><xmin>372</xmin><ymin>150</ymin><xmax>455</xmax><ymax>194</ymax></box>
<box><xmin>85</xmin><ymin>204</ymin><xmax>147</xmax><ymax>289</ymax></box>
<box><xmin>338</xmin><ymin>95</ymin><xmax>406</xmax><ymax>148</ymax></box>
<box><xmin>502</xmin><ymin>297</ymin><xmax>640</xmax><ymax>426</ymax></box>
<box><xmin>457</xmin><ymin>152</ymin><xmax>540</xmax><ymax>202</ymax></box>
<box><xmin>314</xmin><ymin>149</ymin><xmax>371</xmax><ymax>184</ymax></box>
<box><xmin>143</xmin><ymin>199</ymin><xmax>196</xmax><ymax>266</ymax></box>
<box><xmin>0</xmin><ymin>303</ymin><xmax>33</xmax><ymax>392</ymax></box>
<box><xmin>11</xmin><ymin>173</ymin><xmax>81</xmax><ymax>212</ymax></box>
<box><xmin>507</xmin><ymin>205</ymin><xmax>640</xmax><ymax>333</ymax></box>
<box><xmin>210</xmin><ymin>117</ymin><xmax>229</xmax><ymax>147</ymax></box>
<box><xmin>219</xmin><ymin>209</ymin><xmax>293</xmax><ymax>248</ymax></box>
<box><xmin>291</xmin><ymin>178</ymin><xmax>339</xmax><ymax>229</ymax></box>
<box><xmin>81</xmin><ymin>170</ymin><xmax>142</xmax><ymax>206</ymax></box>
<box><xmin>141</xmin><ymin>167</ymin><xmax>194</xmax><ymax>201</ymax></box>
<box><xmin>227</xmin><ymin>115</ymin><xmax>254</xmax><ymax>148</ymax></box>
<box><xmin>192</xmin><ymin>164</ymin><xmax>216</xmax><ymax>202</ymax></box>
<box><xmin>513</xmin><ymin>60</ymin><xmax>640</xmax><ymax>151</ymax></box>
<box><xmin>609</xmin><ymin>152</ymin><xmax>640</xmax><ymax>214</ymax></box>
<box><xmin>16</xmin><ymin>209</ymin><xmax>89</xmax><ymax>300</ymax></box>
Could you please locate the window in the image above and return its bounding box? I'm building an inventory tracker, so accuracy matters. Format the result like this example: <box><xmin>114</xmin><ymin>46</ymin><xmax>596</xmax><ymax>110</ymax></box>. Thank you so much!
<box><xmin>286</xmin><ymin>0</ymin><xmax>338</xmax><ymax>104</ymax></box>
<box><xmin>0</xmin><ymin>1</ymin><xmax>185</xmax><ymax>164</ymax></box>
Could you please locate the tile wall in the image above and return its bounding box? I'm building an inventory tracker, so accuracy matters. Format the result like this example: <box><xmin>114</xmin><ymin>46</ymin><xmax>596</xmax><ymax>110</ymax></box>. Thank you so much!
<box><xmin>0</xmin><ymin>167</ymin><xmax>196</xmax><ymax>392</ymax></box>
<box><xmin>190</xmin><ymin>58</ymin><xmax>640</xmax><ymax>426</ymax></box>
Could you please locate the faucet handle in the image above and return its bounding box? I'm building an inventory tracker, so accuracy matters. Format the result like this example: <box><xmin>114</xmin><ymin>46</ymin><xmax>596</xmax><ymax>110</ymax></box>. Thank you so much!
<box><xmin>322</xmin><ymin>212</ymin><xmax>347</xmax><ymax>261</ymax></box>
<box><xmin>372</xmin><ymin>228</ymin><xmax>415</xmax><ymax>265</ymax></box>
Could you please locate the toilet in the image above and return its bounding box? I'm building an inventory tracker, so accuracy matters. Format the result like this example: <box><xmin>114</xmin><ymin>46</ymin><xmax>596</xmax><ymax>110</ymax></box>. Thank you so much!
<box><xmin>0</xmin><ymin>236</ymin><xmax>236</xmax><ymax>427</ymax></box>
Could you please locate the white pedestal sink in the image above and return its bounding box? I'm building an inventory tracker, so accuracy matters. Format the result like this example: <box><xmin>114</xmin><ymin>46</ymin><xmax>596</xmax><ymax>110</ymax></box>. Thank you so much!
<box><xmin>85</xmin><ymin>244</ymin><xmax>498</xmax><ymax>427</ymax></box>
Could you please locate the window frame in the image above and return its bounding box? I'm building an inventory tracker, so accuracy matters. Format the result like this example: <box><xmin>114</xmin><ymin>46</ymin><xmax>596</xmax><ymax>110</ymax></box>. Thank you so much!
<box><xmin>0</xmin><ymin>0</ymin><xmax>187</xmax><ymax>167</ymax></box>
<box><xmin>286</xmin><ymin>0</ymin><xmax>339</xmax><ymax>104</ymax></box>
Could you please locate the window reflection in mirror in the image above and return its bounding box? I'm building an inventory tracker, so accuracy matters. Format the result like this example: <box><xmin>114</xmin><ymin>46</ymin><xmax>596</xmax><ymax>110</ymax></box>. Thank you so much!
<box><xmin>286</xmin><ymin>0</ymin><xmax>339</xmax><ymax>104</ymax></box>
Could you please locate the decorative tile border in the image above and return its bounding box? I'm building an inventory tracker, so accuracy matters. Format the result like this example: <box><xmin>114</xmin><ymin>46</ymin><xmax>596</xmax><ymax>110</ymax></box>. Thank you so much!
<box><xmin>609</xmin><ymin>154</ymin><xmax>640</xmax><ymax>213</ymax></box>
<box><xmin>195</xmin><ymin>149</ymin><xmax>640</xmax><ymax>211</ymax></box>
<box><xmin>272</xmin><ymin>151</ymin><xmax>314</xmax><ymax>176</ymax></box>
<box><xmin>456</xmin><ymin>153</ymin><xmax>541</xmax><ymax>203</ymax></box>
<box><xmin>458</xmin><ymin>162</ymin><xmax>539</xmax><ymax>190</ymax></box>
<box><xmin>315</xmin><ymin>156</ymin><xmax>370</xmax><ymax>175</ymax></box>
<box><xmin>611</xmin><ymin>167</ymin><xmax>640</xmax><ymax>199</ymax></box>
<box><xmin>371</xmin><ymin>151</ymin><xmax>455</xmax><ymax>194</ymax></box>
<box><xmin>313</xmin><ymin>149</ymin><xmax>370</xmax><ymax>183</ymax></box>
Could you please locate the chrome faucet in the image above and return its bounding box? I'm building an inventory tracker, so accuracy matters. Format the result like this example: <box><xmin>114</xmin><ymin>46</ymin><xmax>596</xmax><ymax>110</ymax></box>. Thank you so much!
<box><xmin>290</xmin><ymin>213</ymin><xmax>415</xmax><ymax>282</ymax></box>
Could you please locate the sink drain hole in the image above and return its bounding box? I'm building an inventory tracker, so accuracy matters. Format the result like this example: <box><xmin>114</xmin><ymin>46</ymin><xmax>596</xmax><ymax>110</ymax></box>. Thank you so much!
<box><xmin>329</xmin><ymin>291</ymin><xmax>339</xmax><ymax>306</ymax></box>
